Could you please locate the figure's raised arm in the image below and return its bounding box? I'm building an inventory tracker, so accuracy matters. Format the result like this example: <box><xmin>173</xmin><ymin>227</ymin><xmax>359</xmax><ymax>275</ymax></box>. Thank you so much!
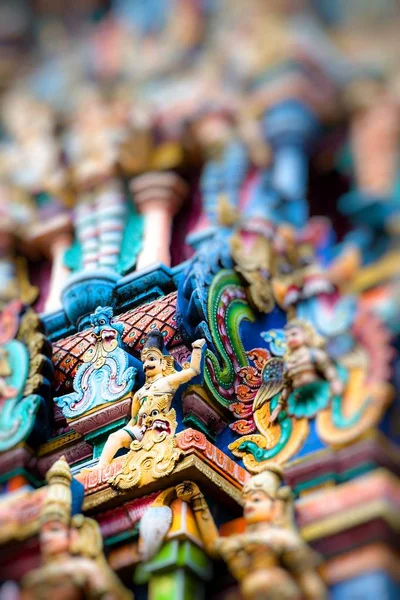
<box><xmin>165</xmin><ymin>339</ymin><xmax>206</xmax><ymax>389</ymax></box>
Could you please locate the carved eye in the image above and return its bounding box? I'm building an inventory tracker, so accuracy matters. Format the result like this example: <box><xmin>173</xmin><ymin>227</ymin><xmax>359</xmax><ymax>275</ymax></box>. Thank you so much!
<box><xmin>99</xmin><ymin>319</ymin><xmax>106</xmax><ymax>325</ymax></box>
<box><xmin>279</xmin><ymin>262</ymin><xmax>293</xmax><ymax>275</ymax></box>
<box><xmin>151</xmin><ymin>410</ymin><xmax>159</xmax><ymax>417</ymax></box>
<box><xmin>298</xmin><ymin>255</ymin><xmax>313</xmax><ymax>268</ymax></box>
<box><xmin>141</xmin><ymin>413</ymin><xmax>147</xmax><ymax>420</ymax></box>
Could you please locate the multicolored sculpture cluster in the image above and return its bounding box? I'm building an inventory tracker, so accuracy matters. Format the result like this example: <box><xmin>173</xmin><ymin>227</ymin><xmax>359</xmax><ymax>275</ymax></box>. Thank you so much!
<box><xmin>0</xmin><ymin>1</ymin><xmax>399</xmax><ymax>599</ymax></box>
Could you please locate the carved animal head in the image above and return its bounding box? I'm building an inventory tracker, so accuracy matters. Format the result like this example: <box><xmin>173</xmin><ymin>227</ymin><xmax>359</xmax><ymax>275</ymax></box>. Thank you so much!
<box><xmin>89</xmin><ymin>306</ymin><xmax>120</xmax><ymax>351</ymax></box>
<box><xmin>271</xmin><ymin>219</ymin><xmax>335</xmax><ymax>310</ymax></box>
<box><xmin>137</xmin><ymin>394</ymin><xmax>177</xmax><ymax>440</ymax></box>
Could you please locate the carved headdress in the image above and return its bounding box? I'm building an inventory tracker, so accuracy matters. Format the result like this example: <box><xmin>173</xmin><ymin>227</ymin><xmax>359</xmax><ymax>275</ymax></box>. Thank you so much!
<box><xmin>141</xmin><ymin>329</ymin><xmax>165</xmax><ymax>357</ymax></box>
<box><xmin>242</xmin><ymin>464</ymin><xmax>284</xmax><ymax>500</ymax></box>
<box><xmin>41</xmin><ymin>456</ymin><xmax>72</xmax><ymax>526</ymax></box>
<box><xmin>141</xmin><ymin>328</ymin><xmax>176</xmax><ymax>375</ymax></box>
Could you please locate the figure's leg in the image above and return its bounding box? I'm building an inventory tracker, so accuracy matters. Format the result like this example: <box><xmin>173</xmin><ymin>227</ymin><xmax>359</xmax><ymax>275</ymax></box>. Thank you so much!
<box><xmin>96</xmin><ymin>179</ymin><xmax>126</xmax><ymax>271</ymax></box>
<box><xmin>97</xmin><ymin>429</ymin><xmax>133</xmax><ymax>469</ymax></box>
<box><xmin>75</xmin><ymin>193</ymin><xmax>99</xmax><ymax>271</ymax></box>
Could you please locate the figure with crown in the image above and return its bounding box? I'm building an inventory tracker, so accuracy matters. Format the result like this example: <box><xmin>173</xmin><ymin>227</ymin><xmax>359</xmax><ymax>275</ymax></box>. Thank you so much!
<box><xmin>20</xmin><ymin>456</ymin><xmax>132</xmax><ymax>600</ymax></box>
<box><xmin>173</xmin><ymin>467</ymin><xmax>327</xmax><ymax>600</ymax></box>
<box><xmin>96</xmin><ymin>329</ymin><xmax>206</xmax><ymax>469</ymax></box>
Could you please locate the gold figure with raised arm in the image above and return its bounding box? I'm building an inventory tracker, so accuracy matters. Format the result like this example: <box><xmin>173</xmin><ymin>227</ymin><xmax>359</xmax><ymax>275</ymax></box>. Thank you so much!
<box><xmin>96</xmin><ymin>329</ymin><xmax>205</xmax><ymax>469</ymax></box>
<box><xmin>174</xmin><ymin>467</ymin><xmax>327</xmax><ymax>600</ymax></box>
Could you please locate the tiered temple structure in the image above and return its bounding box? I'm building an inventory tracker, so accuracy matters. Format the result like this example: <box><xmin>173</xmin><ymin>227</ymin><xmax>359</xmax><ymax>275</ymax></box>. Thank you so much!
<box><xmin>0</xmin><ymin>1</ymin><xmax>399</xmax><ymax>598</ymax></box>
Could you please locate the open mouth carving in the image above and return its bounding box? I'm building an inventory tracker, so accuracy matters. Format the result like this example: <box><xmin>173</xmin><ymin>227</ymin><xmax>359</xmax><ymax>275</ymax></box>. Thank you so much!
<box><xmin>151</xmin><ymin>419</ymin><xmax>171</xmax><ymax>434</ymax></box>
<box><xmin>101</xmin><ymin>329</ymin><xmax>117</xmax><ymax>342</ymax></box>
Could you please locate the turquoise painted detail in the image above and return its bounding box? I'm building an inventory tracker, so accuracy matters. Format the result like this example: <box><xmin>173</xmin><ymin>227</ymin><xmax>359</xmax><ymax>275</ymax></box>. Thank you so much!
<box><xmin>238</xmin><ymin>396</ymin><xmax>293</xmax><ymax>461</ymax></box>
<box><xmin>0</xmin><ymin>340</ymin><xmax>40</xmax><ymax>452</ymax></box>
<box><xmin>286</xmin><ymin>380</ymin><xmax>331</xmax><ymax>418</ymax></box>
<box><xmin>64</xmin><ymin>237</ymin><xmax>82</xmax><ymax>272</ymax></box>
<box><xmin>64</xmin><ymin>202</ymin><xmax>143</xmax><ymax>275</ymax></box>
<box><xmin>260</xmin><ymin>328</ymin><xmax>286</xmax><ymax>356</ymax></box>
<box><xmin>55</xmin><ymin>307</ymin><xmax>141</xmax><ymax>419</ymax></box>
<box><xmin>117</xmin><ymin>203</ymin><xmax>143</xmax><ymax>275</ymax></box>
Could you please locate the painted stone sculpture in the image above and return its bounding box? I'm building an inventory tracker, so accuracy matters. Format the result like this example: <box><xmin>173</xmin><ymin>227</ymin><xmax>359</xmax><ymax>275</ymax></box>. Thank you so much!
<box><xmin>229</xmin><ymin>314</ymin><xmax>393</xmax><ymax>470</ymax></box>
<box><xmin>255</xmin><ymin>319</ymin><xmax>345</xmax><ymax>423</ymax></box>
<box><xmin>21</xmin><ymin>456</ymin><xmax>132</xmax><ymax>600</ymax></box>
<box><xmin>143</xmin><ymin>467</ymin><xmax>327</xmax><ymax>600</ymax></box>
<box><xmin>0</xmin><ymin>302</ymin><xmax>52</xmax><ymax>452</ymax></box>
<box><xmin>55</xmin><ymin>307</ymin><xmax>140</xmax><ymax>419</ymax></box>
<box><xmin>102</xmin><ymin>329</ymin><xmax>205</xmax><ymax>487</ymax></box>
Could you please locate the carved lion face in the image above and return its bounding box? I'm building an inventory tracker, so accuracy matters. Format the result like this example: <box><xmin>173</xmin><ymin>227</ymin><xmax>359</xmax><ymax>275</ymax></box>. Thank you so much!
<box><xmin>137</xmin><ymin>395</ymin><xmax>177</xmax><ymax>440</ymax></box>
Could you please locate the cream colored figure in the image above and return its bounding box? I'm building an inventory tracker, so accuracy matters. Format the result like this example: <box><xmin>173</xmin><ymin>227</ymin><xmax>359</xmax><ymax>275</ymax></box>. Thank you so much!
<box><xmin>21</xmin><ymin>456</ymin><xmax>132</xmax><ymax>600</ymax></box>
<box><xmin>174</xmin><ymin>467</ymin><xmax>327</xmax><ymax>600</ymax></box>
<box><xmin>96</xmin><ymin>329</ymin><xmax>205</xmax><ymax>469</ymax></box>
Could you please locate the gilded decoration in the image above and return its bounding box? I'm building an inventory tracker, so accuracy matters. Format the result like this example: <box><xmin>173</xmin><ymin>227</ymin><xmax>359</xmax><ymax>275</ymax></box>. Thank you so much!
<box><xmin>94</xmin><ymin>329</ymin><xmax>205</xmax><ymax>487</ymax></box>
<box><xmin>229</xmin><ymin>312</ymin><xmax>393</xmax><ymax>471</ymax></box>
<box><xmin>137</xmin><ymin>468</ymin><xmax>327</xmax><ymax>600</ymax></box>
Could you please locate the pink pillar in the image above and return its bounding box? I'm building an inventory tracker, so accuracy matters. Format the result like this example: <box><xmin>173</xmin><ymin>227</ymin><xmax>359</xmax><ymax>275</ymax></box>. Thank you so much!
<box><xmin>27</xmin><ymin>215</ymin><xmax>73</xmax><ymax>313</ymax></box>
<box><xmin>351</xmin><ymin>98</ymin><xmax>400</xmax><ymax>197</ymax></box>
<box><xmin>131</xmin><ymin>172</ymin><xmax>188</xmax><ymax>270</ymax></box>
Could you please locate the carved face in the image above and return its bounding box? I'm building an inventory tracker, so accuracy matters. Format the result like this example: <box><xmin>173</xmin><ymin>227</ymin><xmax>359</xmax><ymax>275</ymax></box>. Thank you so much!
<box><xmin>142</xmin><ymin>350</ymin><xmax>165</xmax><ymax>378</ymax></box>
<box><xmin>272</xmin><ymin>242</ymin><xmax>333</xmax><ymax>310</ymax></box>
<box><xmin>243</xmin><ymin>490</ymin><xmax>274</xmax><ymax>525</ymax></box>
<box><xmin>285</xmin><ymin>325</ymin><xmax>306</xmax><ymax>350</ymax></box>
<box><xmin>91</xmin><ymin>309</ymin><xmax>113</xmax><ymax>336</ymax></box>
<box><xmin>272</xmin><ymin>220</ymin><xmax>335</xmax><ymax>310</ymax></box>
<box><xmin>137</xmin><ymin>396</ymin><xmax>176</xmax><ymax>439</ymax></box>
<box><xmin>40</xmin><ymin>520</ymin><xmax>70</xmax><ymax>559</ymax></box>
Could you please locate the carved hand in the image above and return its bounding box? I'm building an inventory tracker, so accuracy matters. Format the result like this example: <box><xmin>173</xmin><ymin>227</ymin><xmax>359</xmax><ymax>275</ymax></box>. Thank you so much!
<box><xmin>269</xmin><ymin>405</ymin><xmax>282</xmax><ymax>424</ymax></box>
<box><xmin>175</xmin><ymin>480</ymin><xmax>201</xmax><ymax>503</ymax></box>
<box><xmin>192</xmin><ymin>338</ymin><xmax>206</xmax><ymax>349</ymax></box>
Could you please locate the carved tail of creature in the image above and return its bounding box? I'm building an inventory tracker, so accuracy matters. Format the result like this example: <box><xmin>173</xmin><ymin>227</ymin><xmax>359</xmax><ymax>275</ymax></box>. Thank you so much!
<box><xmin>204</xmin><ymin>270</ymin><xmax>255</xmax><ymax>407</ymax></box>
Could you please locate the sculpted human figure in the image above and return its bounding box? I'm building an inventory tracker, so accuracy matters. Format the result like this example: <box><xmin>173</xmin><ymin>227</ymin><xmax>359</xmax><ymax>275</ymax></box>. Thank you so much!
<box><xmin>21</xmin><ymin>456</ymin><xmax>132</xmax><ymax>600</ymax></box>
<box><xmin>96</xmin><ymin>329</ymin><xmax>205</xmax><ymax>468</ymax></box>
<box><xmin>252</xmin><ymin>319</ymin><xmax>345</xmax><ymax>424</ymax></box>
<box><xmin>174</xmin><ymin>467</ymin><xmax>327</xmax><ymax>600</ymax></box>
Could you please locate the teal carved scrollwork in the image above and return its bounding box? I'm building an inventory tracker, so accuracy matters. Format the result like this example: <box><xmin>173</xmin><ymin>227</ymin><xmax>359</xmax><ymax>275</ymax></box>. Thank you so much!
<box><xmin>0</xmin><ymin>304</ymin><xmax>53</xmax><ymax>452</ymax></box>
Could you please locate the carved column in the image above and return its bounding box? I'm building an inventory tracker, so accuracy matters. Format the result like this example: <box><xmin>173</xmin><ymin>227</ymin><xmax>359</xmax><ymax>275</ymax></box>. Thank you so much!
<box><xmin>27</xmin><ymin>215</ymin><xmax>73</xmax><ymax>313</ymax></box>
<box><xmin>259</xmin><ymin>98</ymin><xmax>320</xmax><ymax>228</ymax></box>
<box><xmin>134</xmin><ymin>499</ymin><xmax>213</xmax><ymax>600</ymax></box>
<box><xmin>131</xmin><ymin>171</ymin><xmax>188</xmax><ymax>269</ymax></box>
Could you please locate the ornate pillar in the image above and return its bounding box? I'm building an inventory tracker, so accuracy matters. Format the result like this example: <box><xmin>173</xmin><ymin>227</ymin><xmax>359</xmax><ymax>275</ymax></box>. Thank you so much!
<box><xmin>27</xmin><ymin>215</ymin><xmax>73</xmax><ymax>313</ymax></box>
<box><xmin>135</xmin><ymin>497</ymin><xmax>213</xmax><ymax>600</ymax></box>
<box><xmin>131</xmin><ymin>171</ymin><xmax>188</xmax><ymax>269</ymax></box>
<box><xmin>255</xmin><ymin>98</ymin><xmax>320</xmax><ymax>229</ymax></box>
